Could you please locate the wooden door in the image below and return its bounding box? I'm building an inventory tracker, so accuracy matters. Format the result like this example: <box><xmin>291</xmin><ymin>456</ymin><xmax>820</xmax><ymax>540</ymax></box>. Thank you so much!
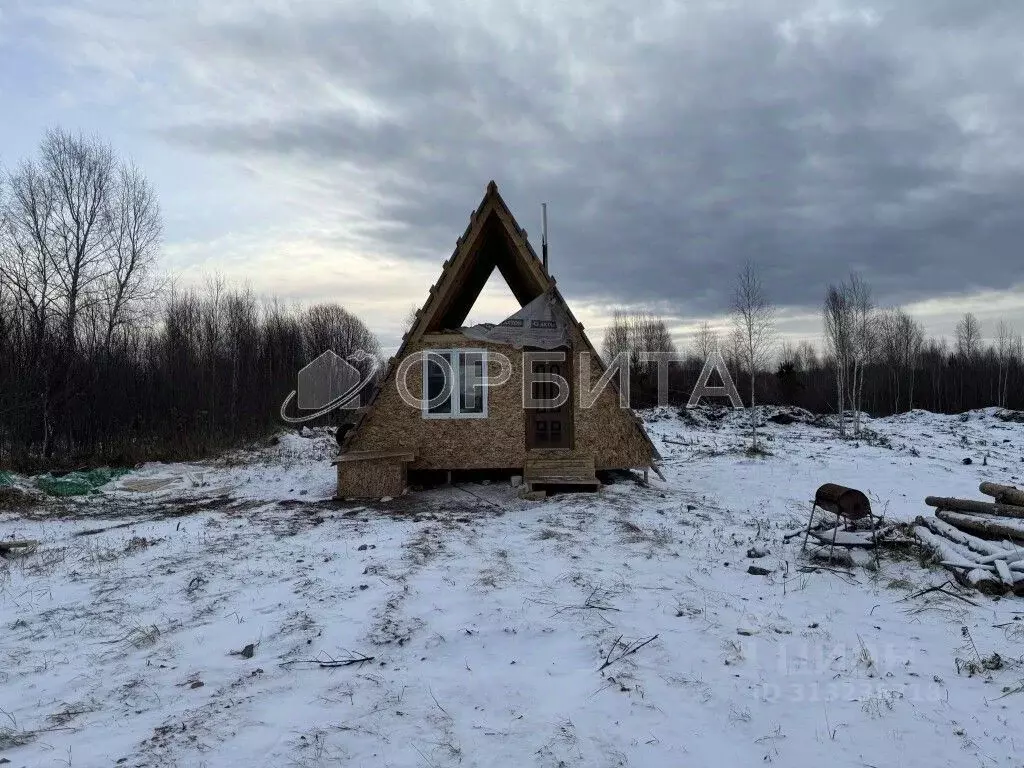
<box><xmin>526</xmin><ymin>351</ymin><xmax>573</xmax><ymax>450</ymax></box>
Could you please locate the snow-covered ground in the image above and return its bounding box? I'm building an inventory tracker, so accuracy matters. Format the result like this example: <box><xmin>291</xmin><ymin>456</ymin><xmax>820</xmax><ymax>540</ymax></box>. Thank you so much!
<box><xmin>2</xmin><ymin>408</ymin><xmax>1024</xmax><ymax>767</ymax></box>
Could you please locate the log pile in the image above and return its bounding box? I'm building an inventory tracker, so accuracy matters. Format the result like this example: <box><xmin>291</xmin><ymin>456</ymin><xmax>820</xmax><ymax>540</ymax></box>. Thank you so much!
<box><xmin>915</xmin><ymin>483</ymin><xmax>1024</xmax><ymax>595</ymax></box>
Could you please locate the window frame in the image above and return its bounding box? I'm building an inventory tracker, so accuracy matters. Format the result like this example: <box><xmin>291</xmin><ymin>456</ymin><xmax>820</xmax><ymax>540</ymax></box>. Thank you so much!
<box><xmin>421</xmin><ymin>349</ymin><xmax>489</xmax><ymax>420</ymax></box>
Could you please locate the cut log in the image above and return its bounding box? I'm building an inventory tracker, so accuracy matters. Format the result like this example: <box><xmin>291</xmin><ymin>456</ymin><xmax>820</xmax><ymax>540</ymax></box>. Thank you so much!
<box><xmin>935</xmin><ymin>510</ymin><xmax>1024</xmax><ymax>543</ymax></box>
<box><xmin>976</xmin><ymin>547</ymin><xmax>1024</xmax><ymax>565</ymax></box>
<box><xmin>939</xmin><ymin>559</ymin><xmax>988</xmax><ymax>570</ymax></box>
<box><xmin>932</xmin><ymin>560</ymin><xmax>1012</xmax><ymax>592</ymax></box>
<box><xmin>913</xmin><ymin>524</ymin><xmax>1023</xmax><ymax>592</ymax></box>
<box><xmin>924</xmin><ymin>496</ymin><xmax>1024</xmax><ymax>519</ymax></box>
<box><xmin>938</xmin><ymin>560</ymin><xmax>1024</xmax><ymax>577</ymax></box>
<box><xmin>994</xmin><ymin>560</ymin><xmax>1015</xmax><ymax>586</ymax></box>
<box><xmin>914</xmin><ymin>525</ymin><xmax>981</xmax><ymax>566</ymax></box>
<box><xmin>979</xmin><ymin>482</ymin><xmax>1024</xmax><ymax>507</ymax></box>
<box><xmin>916</xmin><ymin>516</ymin><xmax>1008</xmax><ymax>558</ymax></box>
<box><xmin>961</xmin><ymin>567</ymin><xmax>1005</xmax><ymax>594</ymax></box>
<box><xmin>0</xmin><ymin>539</ymin><xmax>38</xmax><ymax>552</ymax></box>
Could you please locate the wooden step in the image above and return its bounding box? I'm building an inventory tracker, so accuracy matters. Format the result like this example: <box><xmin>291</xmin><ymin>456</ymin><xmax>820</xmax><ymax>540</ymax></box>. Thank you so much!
<box><xmin>524</xmin><ymin>452</ymin><xmax>599</xmax><ymax>489</ymax></box>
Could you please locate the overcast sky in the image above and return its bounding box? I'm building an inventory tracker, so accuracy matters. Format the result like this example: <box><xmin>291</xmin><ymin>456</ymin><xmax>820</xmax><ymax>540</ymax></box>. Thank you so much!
<box><xmin>3</xmin><ymin>0</ymin><xmax>1023</xmax><ymax>351</ymax></box>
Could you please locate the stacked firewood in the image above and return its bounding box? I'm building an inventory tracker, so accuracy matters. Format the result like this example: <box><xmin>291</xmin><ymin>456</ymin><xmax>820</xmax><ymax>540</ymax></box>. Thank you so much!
<box><xmin>915</xmin><ymin>482</ymin><xmax>1024</xmax><ymax>595</ymax></box>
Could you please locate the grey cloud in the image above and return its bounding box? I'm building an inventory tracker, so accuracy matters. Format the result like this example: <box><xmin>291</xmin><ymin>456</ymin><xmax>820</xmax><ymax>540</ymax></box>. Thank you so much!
<box><xmin>151</xmin><ymin>1</ymin><xmax>1024</xmax><ymax>317</ymax></box>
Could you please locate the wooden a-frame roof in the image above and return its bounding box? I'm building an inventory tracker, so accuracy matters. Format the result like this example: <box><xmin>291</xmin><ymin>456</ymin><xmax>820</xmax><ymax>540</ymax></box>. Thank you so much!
<box><xmin>340</xmin><ymin>180</ymin><xmax>660</xmax><ymax>460</ymax></box>
<box><xmin>406</xmin><ymin>180</ymin><xmax>552</xmax><ymax>339</ymax></box>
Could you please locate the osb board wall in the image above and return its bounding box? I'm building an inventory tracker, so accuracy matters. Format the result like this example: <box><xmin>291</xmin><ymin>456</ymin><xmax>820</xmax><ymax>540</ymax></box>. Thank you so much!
<box><xmin>347</xmin><ymin>336</ymin><xmax>526</xmax><ymax>470</ymax></box>
<box><xmin>345</xmin><ymin>332</ymin><xmax>653</xmax><ymax>471</ymax></box>
<box><xmin>566</xmin><ymin>323</ymin><xmax>653</xmax><ymax>470</ymax></box>
<box><xmin>337</xmin><ymin>459</ymin><xmax>406</xmax><ymax>498</ymax></box>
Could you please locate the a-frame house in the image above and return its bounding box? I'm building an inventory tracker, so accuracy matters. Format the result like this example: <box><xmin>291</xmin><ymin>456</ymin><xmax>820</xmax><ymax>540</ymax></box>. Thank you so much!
<box><xmin>335</xmin><ymin>181</ymin><xmax>659</xmax><ymax>498</ymax></box>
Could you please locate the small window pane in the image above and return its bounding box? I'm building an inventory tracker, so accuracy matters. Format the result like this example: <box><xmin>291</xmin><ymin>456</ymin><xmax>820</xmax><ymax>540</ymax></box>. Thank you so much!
<box><xmin>425</xmin><ymin>352</ymin><xmax>453</xmax><ymax>415</ymax></box>
<box><xmin>459</xmin><ymin>352</ymin><xmax>485</xmax><ymax>414</ymax></box>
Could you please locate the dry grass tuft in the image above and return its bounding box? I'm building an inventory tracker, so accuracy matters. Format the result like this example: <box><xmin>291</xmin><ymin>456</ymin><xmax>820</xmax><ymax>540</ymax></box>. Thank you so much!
<box><xmin>615</xmin><ymin>518</ymin><xmax>672</xmax><ymax>547</ymax></box>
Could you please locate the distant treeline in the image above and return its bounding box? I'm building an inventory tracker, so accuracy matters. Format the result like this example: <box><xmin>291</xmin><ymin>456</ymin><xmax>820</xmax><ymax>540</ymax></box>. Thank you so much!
<box><xmin>0</xmin><ymin>129</ymin><xmax>378</xmax><ymax>470</ymax></box>
<box><xmin>5</xmin><ymin>129</ymin><xmax>1021</xmax><ymax>470</ymax></box>
<box><xmin>605</xmin><ymin>304</ymin><xmax>1024</xmax><ymax>417</ymax></box>
<box><xmin>619</xmin><ymin>339</ymin><xmax>1024</xmax><ymax>415</ymax></box>
<box><xmin>0</xmin><ymin>280</ymin><xmax>379</xmax><ymax>471</ymax></box>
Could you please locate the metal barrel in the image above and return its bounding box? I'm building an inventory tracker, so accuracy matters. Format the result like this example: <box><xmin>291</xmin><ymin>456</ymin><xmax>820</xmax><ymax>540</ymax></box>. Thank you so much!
<box><xmin>814</xmin><ymin>483</ymin><xmax>871</xmax><ymax>520</ymax></box>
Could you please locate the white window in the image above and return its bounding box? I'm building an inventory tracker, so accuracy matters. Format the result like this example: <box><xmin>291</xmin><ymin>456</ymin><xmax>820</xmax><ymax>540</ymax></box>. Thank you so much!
<box><xmin>422</xmin><ymin>349</ymin><xmax>488</xmax><ymax>419</ymax></box>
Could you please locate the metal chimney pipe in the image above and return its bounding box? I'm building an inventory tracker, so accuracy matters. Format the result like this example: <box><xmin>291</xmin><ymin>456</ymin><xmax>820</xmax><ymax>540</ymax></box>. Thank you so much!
<box><xmin>541</xmin><ymin>202</ymin><xmax>548</xmax><ymax>272</ymax></box>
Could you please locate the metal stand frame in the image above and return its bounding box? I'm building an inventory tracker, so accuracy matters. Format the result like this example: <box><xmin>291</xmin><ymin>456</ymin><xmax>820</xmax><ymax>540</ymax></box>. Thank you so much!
<box><xmin>802</xmin><ymin>501</ymin><xmax>879</xmax><ymax>562</ymax></box>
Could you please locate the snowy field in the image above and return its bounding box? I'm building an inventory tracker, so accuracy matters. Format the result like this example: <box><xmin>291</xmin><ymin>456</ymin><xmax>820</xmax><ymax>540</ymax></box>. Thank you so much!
<box><xmin>2</xmin><ymin>407</ymin><xmax>1024</xmax><ymax>767</ymax></box>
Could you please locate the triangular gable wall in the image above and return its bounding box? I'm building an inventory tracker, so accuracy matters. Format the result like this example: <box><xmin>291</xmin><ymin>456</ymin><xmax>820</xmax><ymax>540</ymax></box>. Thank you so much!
<box><xmin>341</xmin><ymin>181</ymin><xmax>659</xmax><ymax>460</ymax></box>
<box><xmin>407</xmin><ymin>181</ymin><xmax>551</xmax><ymax>339</ymax></box>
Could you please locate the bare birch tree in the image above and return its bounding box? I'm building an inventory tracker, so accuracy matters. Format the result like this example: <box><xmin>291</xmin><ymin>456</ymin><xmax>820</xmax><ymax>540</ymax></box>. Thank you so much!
<box><xmin>601</xmin><ymin>310</ymin><xmax>631</xmax><ymax>364</ymax></box>
<box><xmin>725</xmin><ymin>325</ymin><xmax>745</xmax><ymax>390</ymax></box>
<box><xmin>955</xmin><ymin>312</ymin><xmax>982</xmax><ymax>410</ymax></box>
<box><xmin>823</xmin><ymin>284</ymin><xmax>852</xmax><ymax>436</ymax></box>
<box><xmin>602</xmin><ymin>310</ymin><xmax>675</xmax><ymax>367</ymax></box>
<box><xmin>955</xmin><ymin>313</ymin><xmax>982</xmax><ymax>361</ymax></box>
<box><xmin>796</xmin><ymin>340</ymin><xmax>819</xmax><ymax>371</ymax></box>
<box><xmin>693</xmin><ymin>320</ymin><xmax>718</xmax><ymax>360</ymax></box>
<box><xmin>0</xmin><ymin>129</ymin><xmax>165</xmax><ymax>456</ymax></box>
<box><xmin>877</xmin><ymin>307</ymin><xmax>924</xmax><ymax>413</ymax></box>
<box><xmin>846</xmin><ymin>274</ymin><xmax>874</xmax><ymax>435</ymax></box>
<box><xmin>40</xmin><ymin>129</ymin><xmax>116</xmax><ymax>353</ymax></box>
<box><xmin>731</xmin><ymin>262</ymin><xmax>775</xmax><ymax>451</ymax></box>
<box><xmin>1013</xmin><ymin>334</ymin><xmax>1024</xmax><ymax>407</ymax></box>
<box><xmin>101</xmin><ymin>162</ymin><xmax>163</xmax><ymax>350</ymax></box>
<box><xmin>995</xmin><ymin>320</ymin><xmax>1012</xmax><ymax>408</ymax></box>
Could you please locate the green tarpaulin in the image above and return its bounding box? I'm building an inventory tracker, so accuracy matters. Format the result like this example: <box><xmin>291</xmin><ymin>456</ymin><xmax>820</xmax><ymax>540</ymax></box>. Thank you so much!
<box><xmin>35</xmin><ymin>467</ymin><xmax>128</xmax><ymax>497</ymax></box>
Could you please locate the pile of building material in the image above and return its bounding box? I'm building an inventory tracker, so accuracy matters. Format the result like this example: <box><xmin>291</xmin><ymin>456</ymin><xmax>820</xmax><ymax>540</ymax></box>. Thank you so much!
<box><xmin>915</xmin><ymin>482</ymin><xmax>1024</xmax><ymax>595</ymax></box>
